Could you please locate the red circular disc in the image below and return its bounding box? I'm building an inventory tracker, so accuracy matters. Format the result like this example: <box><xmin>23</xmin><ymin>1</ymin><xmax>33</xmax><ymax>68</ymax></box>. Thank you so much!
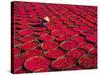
<box><xmin>60</xmin><ymin>40</ymin><xmax>78</xmax><ymax>51</ymax></box>
<box><xmin>24</xmin><ymin>56</ymin><xmax>51</xmax><ymax>72</ymax></box>
<box><xmin>21</xmin><ymin>49</ymin><xmax>42</xmax><ymax>60</ymax></box>
<box><xmin>51</xmin><ymin>56</ymin><xmax>76</xmax><ymax>70</ymax></box>
<box><xmin>20</xmin><ymin>41</ymin><xmax>39</xmax><ymax>50</ymax></box>
<box><xmin>20</xmin><ymin>35</ymin><xmax>36</xmax><ymax>43</ymax></box>
<box><xmin>78</xmin><ymin>54</ymin><xmax>97</xmax><ymax>68</ymax></box>
<box><xmin>41</xmin><ymin>41</ymin><xmax>58</xmax><ymax>50</ymax></box>
<box><xmin>19</xmin><ymin>29</ymin><xmax>33</xmax><ymax>36</ymax></box>
<box><xmin>44</xmin><ymin>49</ymin><xmax>64</xmax><ymax>59</ymax></box>
<box><xmin>51</xmin><ymin>29</ymin><xmax>66</xmax><ymax>37</ymax></box>
<box><xmin>67</xmin><ymin>48</ymin><xmax>86</xmax><ymax>59</ymax></box>
<box><xmin>39</xmin><ymin>34</ymin><xmax>55</xmax><ymax>41</ymax></box>
<box><xmin>33</xmin><ymin>30</ymin><xmax>48</xmax><ymax>36</ymax></box>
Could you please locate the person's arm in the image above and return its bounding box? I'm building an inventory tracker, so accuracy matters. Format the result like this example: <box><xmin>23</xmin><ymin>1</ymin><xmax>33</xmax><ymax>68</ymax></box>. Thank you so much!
<box><xmin>40</xmin><ymin>16</ymin><xmax>50</xmax><ymax>27</ymax></box>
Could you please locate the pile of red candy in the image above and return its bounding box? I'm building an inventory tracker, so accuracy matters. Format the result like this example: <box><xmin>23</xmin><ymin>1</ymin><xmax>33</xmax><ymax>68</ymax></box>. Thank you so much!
<box><xmin>11</xmin><ymin>1</ymin><xmax>97</xmax><ymax>74</ymax></box>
